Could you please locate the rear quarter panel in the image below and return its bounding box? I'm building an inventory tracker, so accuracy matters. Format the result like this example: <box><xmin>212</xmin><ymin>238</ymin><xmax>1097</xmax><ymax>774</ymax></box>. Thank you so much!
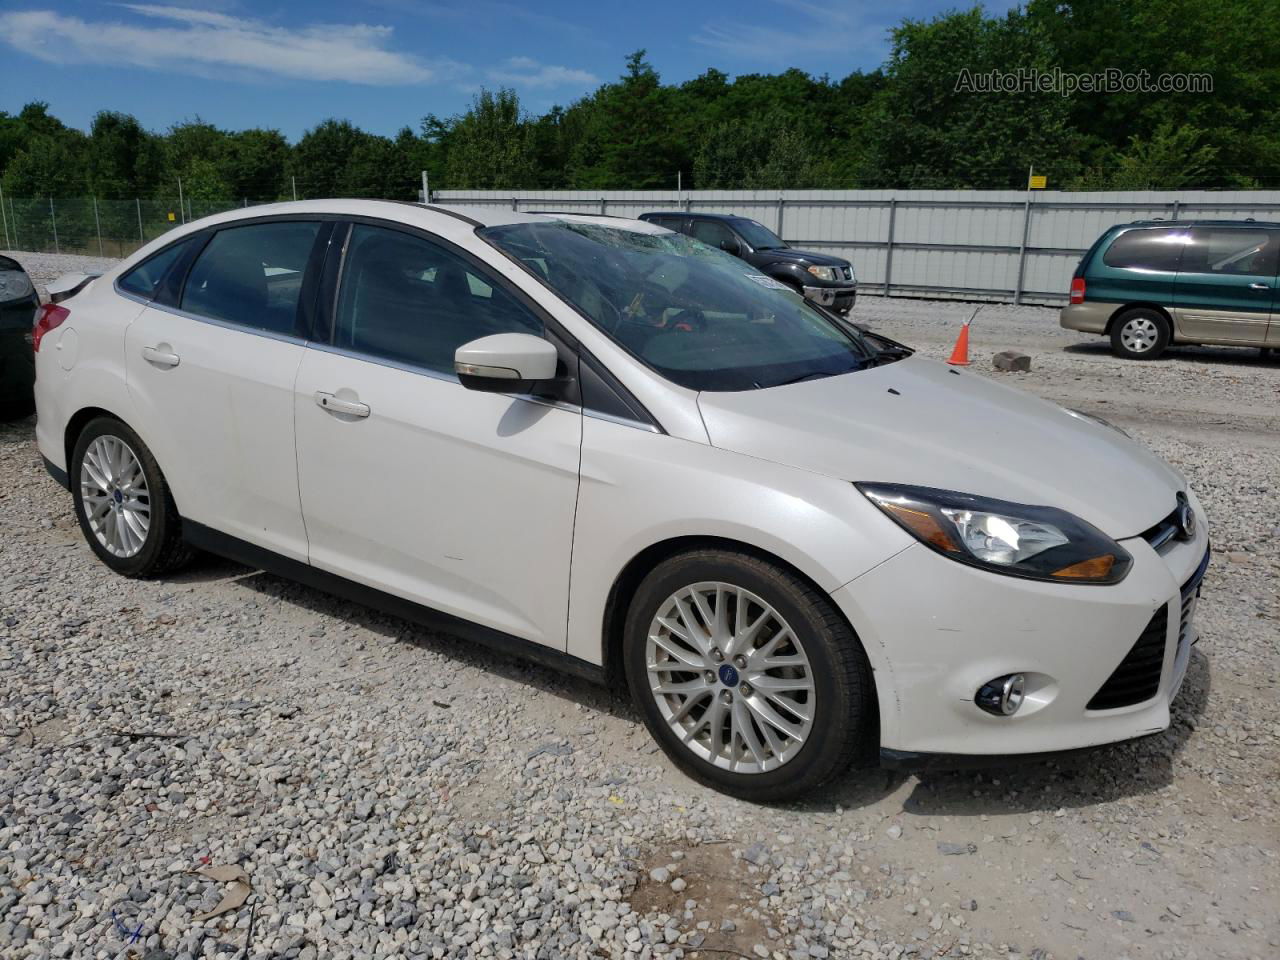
<box><xmin>35</xmin><ymin>279</ymin><xmax>144</xmax><ymax>473</ymax></box>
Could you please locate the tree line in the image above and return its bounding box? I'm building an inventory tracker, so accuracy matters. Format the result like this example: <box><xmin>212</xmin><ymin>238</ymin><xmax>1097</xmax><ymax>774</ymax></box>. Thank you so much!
<box><xmin>2</xmin><ymin>0</ymin><xmax>1276</xmax><ymax>206</ymax></box>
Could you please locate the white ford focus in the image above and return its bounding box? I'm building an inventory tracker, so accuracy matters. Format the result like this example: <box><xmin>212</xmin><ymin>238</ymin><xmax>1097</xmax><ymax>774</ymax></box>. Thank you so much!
<box><xmin>33</xmin><ymin>201</ymin><xmax>1209</xmax><ymax>801</ymax></box>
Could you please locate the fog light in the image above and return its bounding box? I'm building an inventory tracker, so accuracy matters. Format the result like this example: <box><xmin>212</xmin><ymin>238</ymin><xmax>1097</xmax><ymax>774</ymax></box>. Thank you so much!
<box><xmin>976</xmin><ymin>674</ymin><xmax>1025</xmax><ymax>717</ymax></box>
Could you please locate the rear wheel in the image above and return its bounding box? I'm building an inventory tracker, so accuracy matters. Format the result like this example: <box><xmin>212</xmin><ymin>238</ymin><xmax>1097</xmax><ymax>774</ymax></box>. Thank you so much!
<box><xmin>71</xmin><ymin>417</ymin><xmax>193</xmax><ymax>577</ymax></box>
<box><xmin>1110</xmin><ymin>307</ymin><xmax>1171</xmax><ymax>359</ymax></box>
<box><xmin>624</xmin><ymin>549</ymin><xmax>874</xmax><ymax>801</ymax></box>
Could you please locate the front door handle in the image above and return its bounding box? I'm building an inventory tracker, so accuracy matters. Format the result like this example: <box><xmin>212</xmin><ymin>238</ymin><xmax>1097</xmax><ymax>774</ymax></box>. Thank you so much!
<box><xmin>1249</xmin><ymin>282</ymin><xmax>1270</xmax><ymax>290</ymax></box>
<box><xmin>142</xmin><ymin>345</ymin><xmax>180</xmax><ymax>367</ymax></box>
<box><xmin>315</xmin><ymin>391</ymin><xmax>370</xmax><ymax>418</ymax></box>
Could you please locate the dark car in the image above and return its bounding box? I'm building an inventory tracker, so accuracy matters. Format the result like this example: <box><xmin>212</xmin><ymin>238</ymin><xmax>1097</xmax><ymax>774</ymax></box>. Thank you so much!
<box><xmin>639</xmin><ymin>212</ymin><xmax>857</xmax><ymax>315</ymax></box>
<box><xmin>0</xmin><ymin>255</ymin><xmax>39</xmax><ymax>419</ymax></box>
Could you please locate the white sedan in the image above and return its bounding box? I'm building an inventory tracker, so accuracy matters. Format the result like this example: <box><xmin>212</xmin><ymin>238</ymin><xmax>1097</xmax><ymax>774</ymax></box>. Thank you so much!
<box><xmin>32</xmin><ymin>201</ymin><xmax>1209</xmax><ymax>801</ymax></box>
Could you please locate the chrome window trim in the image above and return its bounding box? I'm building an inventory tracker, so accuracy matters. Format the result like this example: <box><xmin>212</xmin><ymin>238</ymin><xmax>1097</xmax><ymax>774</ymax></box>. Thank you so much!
<box><xmin>114</xmin><ymin>286</ymin><xmax>309</xmax><ymax>347</ymax></box>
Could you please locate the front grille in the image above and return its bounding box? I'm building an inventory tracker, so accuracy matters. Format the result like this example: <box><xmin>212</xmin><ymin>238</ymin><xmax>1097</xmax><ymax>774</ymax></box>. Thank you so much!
<box><xmin>1088</xmin><ymin>606</ymin><xmax>1168</xmax><ymax>710</ymax></box>
<box><xmin>1141</xmin><ymin>508</ymin><xmax>1181</xmax><ymax>550</ymax></box>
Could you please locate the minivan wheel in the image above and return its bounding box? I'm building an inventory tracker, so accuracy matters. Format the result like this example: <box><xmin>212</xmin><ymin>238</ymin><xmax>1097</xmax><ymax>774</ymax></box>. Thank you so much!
<box><xmin>1110</xmin><ymin>308</ymin><xmax>1171</xmax><ymax>359</ymax></box>
<box><xmin>624</xmin><ymin>549</ymin><xmax>874</xmax><ymax>801</ymax></box>
<box><xmin>71</xmin><ymin>417</ymin><xmax>193</xmax><ymax>578</ymax></box>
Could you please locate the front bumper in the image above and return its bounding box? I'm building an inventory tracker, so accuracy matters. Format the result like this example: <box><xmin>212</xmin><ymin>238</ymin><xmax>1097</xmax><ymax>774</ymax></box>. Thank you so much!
<box><xmin>832</xmin><ymin>496</ymin><xmax>1209</xmax><ymax>758</ymax></box>
<box><xmin>803</xmin><ymin>284</ymin><xmax>857</xmax><ymax>314</ymax></box>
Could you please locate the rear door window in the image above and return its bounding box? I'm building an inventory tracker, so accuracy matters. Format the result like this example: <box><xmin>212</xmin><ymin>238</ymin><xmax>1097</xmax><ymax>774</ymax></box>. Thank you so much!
<box><xmin>1102</xmin><ymin>228</ymin><xmax>1188</xmax><ymax>272</ymax></box>
<box><xmin>1181</xmin><ymin>228</ymin><xmax>1279</xmax><ymax>276</ymax></box>
<box><xmin>649</xmin><ymin>217</ymin><xmax>686</xmax><ymax>233</ymax></box>
<box><xmin>689</xmin><ymin>219</ymin><xmax>737</xmax><ymax>248</ymax></box>
<box><xmin>180</xmin><ymin>221</ymin><xmax>321</xmax><ymax>335</ymax></box>
<box><xmin>118</xmin><ymin>236</ymin><xmax>199</xmax><ymax>300</ymax></box>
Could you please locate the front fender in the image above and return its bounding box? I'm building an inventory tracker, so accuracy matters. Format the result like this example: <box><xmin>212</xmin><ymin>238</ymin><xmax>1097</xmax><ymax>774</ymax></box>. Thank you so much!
<box><xmin>566</xmin><ymin>416</ymin><xmax>913</xmax><ymax>666</ymax></box>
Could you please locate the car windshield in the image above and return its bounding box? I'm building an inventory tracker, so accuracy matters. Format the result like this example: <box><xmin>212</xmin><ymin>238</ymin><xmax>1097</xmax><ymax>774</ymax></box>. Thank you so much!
<box><xmin>732</xmin><ymin>219</ymin><xmax>786</xmax><ymax>250</ymax></box>
<box><xmin>479</xmin><ymin>220</ymin><xmax>876</xmax><ymax>392</ymax></box>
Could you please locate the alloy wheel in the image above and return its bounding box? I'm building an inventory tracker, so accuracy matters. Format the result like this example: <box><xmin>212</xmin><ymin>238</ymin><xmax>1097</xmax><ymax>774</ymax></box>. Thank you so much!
<box><xmin>1119</xmin><ymin>316</ymin><xmax>1159</xmax><ymax>353</ymax></box>
<box><xmin>645</xmin><ymin>581</ymin><xmax>814</xmax><ymax>774</ymax></box>
<box><xmin>80</xmin><ymin>435</ymin><xmax>151</xmax><ymax>558</ymax></box>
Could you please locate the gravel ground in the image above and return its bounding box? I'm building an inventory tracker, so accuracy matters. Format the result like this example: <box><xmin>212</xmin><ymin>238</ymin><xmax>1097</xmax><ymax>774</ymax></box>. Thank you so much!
<box><xmin>2</xmin><ymin>253</ymin><xmax>1278</xmax><ymax>960</ymax></box>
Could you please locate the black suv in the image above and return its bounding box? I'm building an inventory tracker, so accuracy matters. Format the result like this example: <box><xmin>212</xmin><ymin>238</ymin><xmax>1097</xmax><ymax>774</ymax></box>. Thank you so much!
<box><xmin>639</xmin><ymin>212</ymin><xmax>857</xmax><ymax>315</ymax></box>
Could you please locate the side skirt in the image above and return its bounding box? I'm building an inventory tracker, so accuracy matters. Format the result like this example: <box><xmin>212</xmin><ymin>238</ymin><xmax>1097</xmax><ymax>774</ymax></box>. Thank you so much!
<box><xmin>182</xmin><ymin>520</ymin><xmax>607</xmax><ymax>686</ymax></box>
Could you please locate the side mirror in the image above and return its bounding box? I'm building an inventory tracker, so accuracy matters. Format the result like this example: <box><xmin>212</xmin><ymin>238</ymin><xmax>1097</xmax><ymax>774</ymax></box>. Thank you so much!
<box><xmin>455</xmin><ymin>333</ymin><xmax>559</xmax><ymax>393</ymax></box>
<box><xmin>720</xmin><ymin>237</ymin><xmax>742</xmax><ymax>257</ymax></box>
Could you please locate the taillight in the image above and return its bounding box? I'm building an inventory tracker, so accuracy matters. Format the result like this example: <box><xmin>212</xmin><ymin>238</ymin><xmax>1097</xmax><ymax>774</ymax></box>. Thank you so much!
<box><xmin>1069</xmin><ymin>277</ymin><xmax>1086</xmax><ymax>305</ymax></box>
<box><xmin>33</xmin><ymin>303</ymin><xmax>69</xmax><ymax>352</ymax></box>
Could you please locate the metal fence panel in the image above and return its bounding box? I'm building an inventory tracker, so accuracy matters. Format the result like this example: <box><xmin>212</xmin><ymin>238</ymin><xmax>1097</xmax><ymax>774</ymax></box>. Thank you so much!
<box><xmin>9</xmin><ymin>190</ymin><xmax>1280</xmax><ymax>305</ymax></box>
<box><xmin>434</xmin><ymin>188</ymin><xmax>1280</xmax><ymax>304</ymax></box>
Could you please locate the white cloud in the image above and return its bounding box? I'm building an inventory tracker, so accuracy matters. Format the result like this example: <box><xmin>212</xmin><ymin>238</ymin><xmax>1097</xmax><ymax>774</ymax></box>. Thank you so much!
<box><xmin>0</xmin><ymin>5</ymin><xmax>449</xmax><ymax>85</ymax></box>
<box><xmin>486</xmin><ymin>56</ymin><xmax>597</xmax><ymax>90</ymax></box>
<box><xmin>693</xmin><ymin>0</ymin><xmax>887</xmax><ymax>63</ymax></box>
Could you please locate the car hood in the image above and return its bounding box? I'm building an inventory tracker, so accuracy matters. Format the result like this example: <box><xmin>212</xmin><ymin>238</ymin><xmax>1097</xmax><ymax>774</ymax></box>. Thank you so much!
<box><xmin>696</xmin><ymin>356</ymin><xmax>1183</xmax><ymax>539</ymax></box>
<box><xmin>764</xmin><ymin>248</ymin><xmax>850</xmax><ymax>269</ymax></box>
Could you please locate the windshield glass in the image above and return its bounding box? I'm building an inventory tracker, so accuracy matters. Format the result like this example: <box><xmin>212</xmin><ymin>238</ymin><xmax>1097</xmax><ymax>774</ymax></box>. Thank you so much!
<box><xmin>732</xmin><ymin>219</ymin><xmax>786</xmax><ymax>250</ymax></box>
<box><xmin>479</xmin><ymin>220</ymin><xmax>874</xmax><ymax>392</ymax></box>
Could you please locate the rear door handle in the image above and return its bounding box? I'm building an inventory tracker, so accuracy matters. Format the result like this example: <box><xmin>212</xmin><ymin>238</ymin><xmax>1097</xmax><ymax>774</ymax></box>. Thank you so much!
<box><xmin>1249</xmin><ymin>282</ymin><xmax>1270</xmax><ymax>290</ymax></box>
<box><xmin>142</xmin><ymin>345</ymin><xmax>180</xmax><ymax>367</ymax></box>
<box><xmin>315</xmin><ymin>391</ymin><xmax>370</xmax><ymax>418</ymax></box>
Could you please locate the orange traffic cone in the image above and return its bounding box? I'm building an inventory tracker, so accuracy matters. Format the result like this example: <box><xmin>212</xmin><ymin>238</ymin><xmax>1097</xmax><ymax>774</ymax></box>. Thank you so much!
<box><xmin>947</xmin><ymin>321</ymin><xmax>971</xmax><ymax>366</ymax></box>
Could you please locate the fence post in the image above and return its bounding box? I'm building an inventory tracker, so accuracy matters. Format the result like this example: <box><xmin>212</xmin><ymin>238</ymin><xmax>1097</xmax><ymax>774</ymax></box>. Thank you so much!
<box><xmin>177</xmin><ymin>177</ymin><xmax>185</xmax><ymax>225</ymax></box>
<box><xmin>1013</xmin><ymin>194</ymin><xmax>1033</xmax><ymax>305</ymax></box>
<box><xmin>421</xmin><ymin>170</ymin><xmax>429</xmax><ymax>204</ymax></box>
<box><xmin>137</xmin><ymin>197</ymin><xmax>144</xmax><ymax>245</ymax></box>
<box><xmin>0</xmin><ymin>181</ymin><xmax>8</xmax><ymax>249</ymax></box>
<box><xmin>512</xmin><ymin>196</ymin><xmax>518</xmax><ymax>212</ymax></box>
<box><xmin>776</xmin><ymin>195</ymin><xmax>785</xmax><ymax>238</ymax></box>
<box><xmin>1170</xmin><ymin>200</ymin><xmax>1181</xmax><ymax>221</ymax></box>
<box><xmin>50</xmin><ymin>197</ymin><xmax>60</xmax><ymax>254</ymax></box>
<box><xmin>93</xmin><ymin>196</ymin><xmax>103</xmax><ymax>257</ymax></box>
<box><xmin>600</xmin><ymin>197</ymin><xmax>606</xmax><ymax>215</ymax></box>
<box><xmin>10</xmin><ymin>197</ymin><xmax>18</xmax><ymax>249</ymax></box>
<box><xmin>292</xmin><ymin>176</ymin><xmax>298</xmax><ymax>202</ymax></box>
<box><xmin>684</xmin><ymin>193</ymin><xmax>691</xmax><ymax>213</ymax></box>
<box><xmin>884</xmin><ymin>198</ymin><xmax>897</xmax><ymax>296</ymax></box>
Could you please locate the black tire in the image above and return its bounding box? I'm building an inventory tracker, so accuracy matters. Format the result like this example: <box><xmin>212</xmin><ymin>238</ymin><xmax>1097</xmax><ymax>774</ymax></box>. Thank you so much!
<box><xmin>624</xmin><ymin>549</ymin><xmax>875</xmax><ymax>802</ymax></box>
<box><xmin>1110</xmin><ymin>307</ymin><xmax>1171</xmax><ymax>360</ymax></box>
<box><xmin>70</xmin><ymin>416</ymin><xmax>193</xmax><ymax>578</ymax></box>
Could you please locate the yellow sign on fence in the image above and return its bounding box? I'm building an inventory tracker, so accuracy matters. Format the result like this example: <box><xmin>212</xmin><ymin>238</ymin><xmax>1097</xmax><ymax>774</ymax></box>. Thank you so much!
<box><xmin>167</xmin><ymin>212</ymin><xmax>176</xmax><ymax>222</ymax></box>
<box><xmin>1028</xmin><ymin>175</ymin><xmax>1047</xmax><ymax>189</ymax></box>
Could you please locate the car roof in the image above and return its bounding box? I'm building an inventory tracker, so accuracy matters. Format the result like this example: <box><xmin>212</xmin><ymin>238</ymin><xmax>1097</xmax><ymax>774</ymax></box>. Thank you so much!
<box><xmin>1119</xmin><ymin>219</ymin><xmax>1280</xmax><ymax>229</ymax></box>
<box><xmin>173</xmin><ymin>199</ymin><xmax>669</xmax><ymax>233</ymax></box>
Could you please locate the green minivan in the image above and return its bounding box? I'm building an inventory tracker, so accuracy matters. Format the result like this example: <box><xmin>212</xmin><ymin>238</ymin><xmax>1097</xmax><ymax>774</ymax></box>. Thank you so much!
<box><xmin>1060</xmin><ymin>220</ymin><xmax>1280</xmax><ymax>359</ymax></box>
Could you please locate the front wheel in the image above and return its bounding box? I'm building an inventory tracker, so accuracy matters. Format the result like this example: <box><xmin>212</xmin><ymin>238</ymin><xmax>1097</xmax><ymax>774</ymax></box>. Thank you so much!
<box><xmin>624</xmin><ymin>549</ymin><xmax>875</xmax><ymax>801</ymax></box>
<box><xmin>1110</xmin><ymin>308</ymin><xmax>1171</xmax><ymax>359</ymax></box>
<box><xmin>71</xmin><ymin>417</ymin><xmax>193</xmax><ymax>577</ymax></box>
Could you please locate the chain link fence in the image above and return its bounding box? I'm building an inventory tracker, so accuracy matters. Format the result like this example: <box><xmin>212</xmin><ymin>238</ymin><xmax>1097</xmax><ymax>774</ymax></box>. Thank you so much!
<box><xmin>0</xmin><ymin>195</ymin><xmax>277</xmax><ymax>259</ymax></box>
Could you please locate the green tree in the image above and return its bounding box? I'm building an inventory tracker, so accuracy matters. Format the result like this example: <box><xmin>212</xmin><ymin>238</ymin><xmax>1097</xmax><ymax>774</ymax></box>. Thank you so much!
<box><xmin>443</xmin><ymin>89</ymin><xmax>537</xmax><ymax>189</ymax></box>
<box><xmin>859</xmin><ymin>7</ymin><xmax>1082</xmax><ymax>188</ymax></box>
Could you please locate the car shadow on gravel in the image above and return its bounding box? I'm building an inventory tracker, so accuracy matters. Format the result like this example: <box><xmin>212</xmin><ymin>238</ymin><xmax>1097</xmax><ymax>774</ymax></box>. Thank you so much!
<box><xmin>806</xmin><ymin>648</ymin><xmax>1212</xmax><ymax>816</ymax></box>
<box><xmin>203</xmin><ymin>562</ymin><xmax>631</xmax><ymax>718</ymax></box>
<box><xmin>1064</xmin><ymin>341</ymin><xmax>1276</xmax><ymax>367</ymax></box>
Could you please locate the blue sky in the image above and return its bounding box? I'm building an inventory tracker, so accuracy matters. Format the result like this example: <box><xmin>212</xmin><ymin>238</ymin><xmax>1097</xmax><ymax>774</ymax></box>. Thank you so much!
<box><xmin>1</xmin><ymin>1</ymin><xmax>1017</xmax><ymax>140</ymax></box>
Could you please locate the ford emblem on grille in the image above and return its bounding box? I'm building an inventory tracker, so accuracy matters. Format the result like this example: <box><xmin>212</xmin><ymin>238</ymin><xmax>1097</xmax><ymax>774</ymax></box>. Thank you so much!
<box><xmin>1176</xmin><ymin>495</ymin><xmax>1196</xmax><ymax>540</ymax></box>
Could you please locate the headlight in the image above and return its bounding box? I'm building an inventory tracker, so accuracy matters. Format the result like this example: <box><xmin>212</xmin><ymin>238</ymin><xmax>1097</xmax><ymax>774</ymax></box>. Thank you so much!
<box><xmin>806</xmin><ymin>265</ymin><xmax>839</xmax><ymax>282</ymax></box>
<box><xmin>856</xmin><ymin>483</ymin><xmax>1132</xmax><ymax>584</ymax></box>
